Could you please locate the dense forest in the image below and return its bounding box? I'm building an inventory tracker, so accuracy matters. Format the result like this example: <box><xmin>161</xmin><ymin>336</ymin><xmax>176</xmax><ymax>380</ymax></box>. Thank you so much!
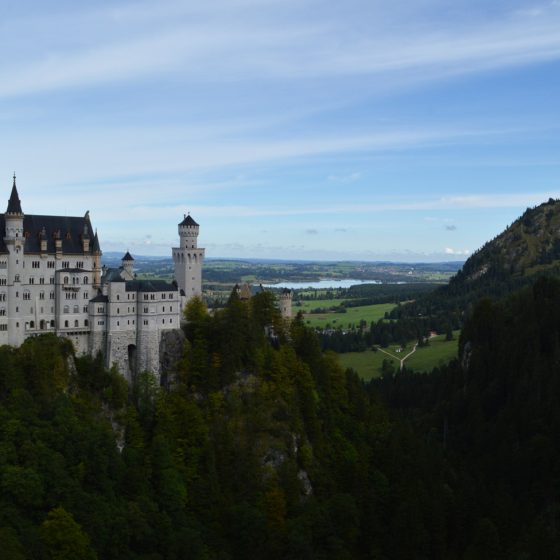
<box><xmin>1</xmin><ymin>278</ymin><xmax>560</xmax><ymax>558</ymax></box>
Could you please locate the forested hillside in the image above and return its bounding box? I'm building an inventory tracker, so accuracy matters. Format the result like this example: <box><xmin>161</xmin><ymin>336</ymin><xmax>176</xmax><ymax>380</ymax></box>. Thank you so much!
<box><xmin>0</xmin><ymin>292</ymin><xmax>451</xmax><ymax>559</ymax></box>
<box><xmin>378</xmin><ymin>276</ymin><xmax>560</xmax><ymax>558</ymax></box>
<box><xmin>2</xmin><ymin>279</ymin><xmax>560</xmax><ymax>558</ymax></box>
<box><xmin>394</xmin><ymin>199</ymin><xmax>560</xmax><ymax>325</ymax></box>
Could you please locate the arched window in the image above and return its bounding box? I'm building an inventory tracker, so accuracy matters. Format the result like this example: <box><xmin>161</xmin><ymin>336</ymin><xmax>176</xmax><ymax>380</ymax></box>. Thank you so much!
<box><xmin>63</xmin><ymin>305</ymin><xmax>69</xmax><ymax>313</ymax></box>
<box><xmin>30</xmin><ymin>321</ymin><xmax>35</xmax><ymax>328</ymax></box>
<box><xmin>64</xmin><ymin>276</ymin><xmax>69</xmax><ymax>284</ymax></box>
<box><xmin>74</xmin><ymin>320</ymin><xmax>79</xmax><ymax>327</ymax></box>
<box><xmin>50</xmin><ymin>320</ymin><xmax>55</xmax><ymax>328</ymax></box>
<box><xmin>83</xmin><ymin>277</ymin><xmax>88</xmax><ymax>284</ymax></box>
<box><xmin>84</xmin><ymin>319</ymin><xmax>89</xmax><ymax>327</ymax></box>
<box><xmin>73</xmin><ymin>305</ymin><xmax>79</xmax><ymax>314</ymax></box>
<box><xmin>64</xmin><ymin>320</ymin><xmax>69</xmax><ymax>328</ymax></box>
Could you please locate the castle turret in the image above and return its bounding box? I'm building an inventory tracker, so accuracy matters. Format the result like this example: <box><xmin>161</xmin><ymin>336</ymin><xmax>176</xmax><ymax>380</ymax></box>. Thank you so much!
<box><xmin>5</xmin><ymin>173</ymin><xmax>24</xmax><ymax>241</ymax></box>
<box><xmin>92</xmin><ymin>230</ymin><xmax>102</xmax><ymax>288</ymax></box>
<box><xmin>121</xmin><ymin>251</ymin><xmax>134</xmax><ymax>280</ymax></box>
<box><xmin>172</xmin><ymin>213</ymin><xmax>205</xmax><ymax>309</ymax></box>
<box><xmin>279</xmin><ymin>288</ymin><xmax>292</xmax><ymax>320</ymax></box>
<box><xmin>4</xmin><ymin>174</ymin><xmax>25</xmax><ymax>345</ymax></box>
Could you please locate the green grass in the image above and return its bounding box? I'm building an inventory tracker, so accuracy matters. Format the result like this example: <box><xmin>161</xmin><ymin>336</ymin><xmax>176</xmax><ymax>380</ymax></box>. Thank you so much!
<box><xmin>406</xmin><ymin>331</ymin><xmax>460</xmax><ymax>372</ymax></box>
<box><xmin>337</xmin><ymin>330</ymin><xmax>460</xmax><ymax>380</ymax></box>
<box><xmin>338</xmin><ymin>350</ymin><xmax>397</xmax><ymax>381</ymax></box>
<box><xmin>297</xmin><ymin>300</ymin><xmax>396</xmax><ymax>328</ymax></box>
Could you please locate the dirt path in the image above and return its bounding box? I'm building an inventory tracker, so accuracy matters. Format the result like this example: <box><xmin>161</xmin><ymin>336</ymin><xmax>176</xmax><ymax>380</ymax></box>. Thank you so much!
<box><xmin>376</xmin><ymin>333</ymin><xmax>437</xmax><ymax>371</ymax></box>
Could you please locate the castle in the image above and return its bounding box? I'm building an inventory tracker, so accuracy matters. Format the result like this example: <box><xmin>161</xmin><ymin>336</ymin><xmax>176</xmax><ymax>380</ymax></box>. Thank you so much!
<box><xmin>0</xmin><ymin>175</ymin><xmax>203</xmax><ymax>380</ymax></box>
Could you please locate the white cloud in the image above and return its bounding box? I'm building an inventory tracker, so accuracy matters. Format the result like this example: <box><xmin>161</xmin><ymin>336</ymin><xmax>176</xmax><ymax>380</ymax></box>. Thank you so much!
<box><xmin>445</xmin><ymin>247</ymin><xmax>470</xmax><ymax>255</ymax></box>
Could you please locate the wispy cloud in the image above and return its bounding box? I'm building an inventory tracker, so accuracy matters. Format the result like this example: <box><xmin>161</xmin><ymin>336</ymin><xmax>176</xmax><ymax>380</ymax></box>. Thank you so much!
<box><xmin>2</xmin><ymin>1</ymin><xmax>560</xmax><ymax>98</ymax></box>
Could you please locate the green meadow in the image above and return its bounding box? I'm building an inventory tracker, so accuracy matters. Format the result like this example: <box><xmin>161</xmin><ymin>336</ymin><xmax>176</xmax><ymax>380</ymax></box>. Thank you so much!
<box><xmin>297</xmin><ymin>299</ymin><xmax>397</xmax><ymax>328</ymax></box>
<box><xmin>338</xmin><ymin>331</ymin><xmax>460</xmax><ymax>380</ymax></box>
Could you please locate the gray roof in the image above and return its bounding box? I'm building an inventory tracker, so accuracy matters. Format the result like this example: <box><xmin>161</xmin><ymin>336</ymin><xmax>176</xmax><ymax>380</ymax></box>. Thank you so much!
<box><xmin>179</xmin><ymin>214</ymin><xmax>198</xmax><ymax>227</ymax></box>
<box><xmin>101</xmin><ymin>268</ymin><xmax>125</xmax><ymax>283</ymax></box>
<box><xmin>90</xmin><ymin>294</ymin><xmax>109</xmax><ymax>303</ymax></box>
<box><xmin>125</xmin><ymin>279</ymin><xmax>177</xmax><ymax>293</ymax></box>
<box><xmin>6</xmin><ymin>180</ymin><xmax>22</xmax><ymax>214</ymax></box>
<box><xmin>122</xmin><ymin>251</ymin><xmax>134</xmax><ymax>261</ymax></box>
<box><xmin>0</xmin><ymin>212</ymin><xmax>97</xmax><ymax>255</ymax></box>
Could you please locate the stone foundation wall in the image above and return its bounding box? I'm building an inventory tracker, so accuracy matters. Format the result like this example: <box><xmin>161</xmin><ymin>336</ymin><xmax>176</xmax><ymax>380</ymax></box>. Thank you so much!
<box><xmin>137</xmin><ymin>328</ymin><xmax>161</xmax><ymax>381</ymax></box>
<box><xmin>107</xmin><ymin>331</ymin><xmax>137</xmax><ymax>381</ymax></box>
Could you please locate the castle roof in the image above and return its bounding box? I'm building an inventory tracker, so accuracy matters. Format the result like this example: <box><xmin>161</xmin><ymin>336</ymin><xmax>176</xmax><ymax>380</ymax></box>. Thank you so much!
<box><xmin>0</xmin><ymin>213</ymin><xmax>96</xmax><ymax>255</ymax></box>
<box><xmin>90</xmin><ymin>294</ymin><xmax>109</xmax><ymax>303</ymax></box>
<box><xmin>122</xmin><ymin>251</ymin><xmax>134</xmax><ymax>261</ymax></box>
<box><xmin>125</xmin><ymin>279</ymin><xmax>176</xmax><ymax>293</ymax></box>
<box><xmin>179</xmin><ymin>214</ymin><xmax>198</xmax><ymax>227</ymax></box>
<box><xmin>6</xmin><ymin>176</ymin><xmax>22</xmax><ymax>214</ymax></box>
<box><xmin>92</xmin><ymin>231</ymin><xmax>101</xmax><ymax>253</ymax></box>
<box><xmin>101</xmin><ymin>268</ymin><xmax>125</xmax><ymax>283</ymax></box>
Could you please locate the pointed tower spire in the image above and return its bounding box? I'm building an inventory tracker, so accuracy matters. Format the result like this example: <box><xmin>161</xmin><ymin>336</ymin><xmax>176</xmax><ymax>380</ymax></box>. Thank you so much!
<box><xmin>6</xmin><ymin>173</ymin><xmax>23</xmax><ymax>214</ymax></box>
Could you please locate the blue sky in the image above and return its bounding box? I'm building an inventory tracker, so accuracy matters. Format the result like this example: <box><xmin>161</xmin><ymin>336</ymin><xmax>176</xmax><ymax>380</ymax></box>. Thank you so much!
<box><xmin>1</xmin><ymin>0</ymin><xmax>559</xmax><ymax>261</ymax></box>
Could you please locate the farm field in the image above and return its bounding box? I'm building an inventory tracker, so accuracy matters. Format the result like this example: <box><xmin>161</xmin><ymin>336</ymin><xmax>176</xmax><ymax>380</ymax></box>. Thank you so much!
<box><xmin>338</xmin><ymin>331</ymin><xmax>460</xmax><ymax>380</ymax></box>
<box><xmin>299</xmin><ymin>300</ymin><xmax>397</xmax><ymax>328</ymax></box>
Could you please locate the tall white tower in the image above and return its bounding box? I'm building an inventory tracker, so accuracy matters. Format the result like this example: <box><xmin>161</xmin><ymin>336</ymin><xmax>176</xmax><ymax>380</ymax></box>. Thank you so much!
<box><xmin>172</xmin><ymin>213</ymin><xmax>205</xmax><ymax>308</ymax></box>
<box><xmin>4</xmin><ymin>174</ymin><xmax>26</xmax><ymax>345</ymax></box>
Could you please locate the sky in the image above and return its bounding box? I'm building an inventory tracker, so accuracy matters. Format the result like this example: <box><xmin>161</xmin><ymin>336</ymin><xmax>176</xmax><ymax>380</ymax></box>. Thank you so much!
<box><xmin>1</xmin><ymin>0</ymin><xmax>559</xmax><ymax>261</ymax></box>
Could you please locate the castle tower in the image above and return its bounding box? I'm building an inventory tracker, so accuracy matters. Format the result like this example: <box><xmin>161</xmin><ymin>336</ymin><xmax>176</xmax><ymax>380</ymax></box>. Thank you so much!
<box><xmin>121</xmin><ymin>251</ymin><xmax>134</xmax><ymax>280</ymax></box>
<box><xmin>92</xmin><ymin>230</ymin><xmax>102</xmax><ymax>289</ymax></box>
<box><xmin>172</xmin><ymin>213</ymin><xmax>205</xmax><ymax>308</ymax></box>
<box><xmin>4</xmin><ymin>174</ymin><xmax>26</xmax><ymax>345</ymax></box>
<box><xmin>279</xmin><ymin>288</ymin><xmax>292</xmax><ymax>320</ymax></box>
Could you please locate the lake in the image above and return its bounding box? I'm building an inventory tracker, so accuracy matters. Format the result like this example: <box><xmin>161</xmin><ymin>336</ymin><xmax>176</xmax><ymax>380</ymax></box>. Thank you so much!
<box><xmin>261</xmin><ymin>279</ymin><xmax>382</xmax><ymax>290</ymax></box>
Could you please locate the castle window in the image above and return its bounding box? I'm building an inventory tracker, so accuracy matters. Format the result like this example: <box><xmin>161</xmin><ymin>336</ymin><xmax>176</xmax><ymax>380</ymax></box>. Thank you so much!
<box><xmin>85</xmin><ymin>319</ymin><xmax>88</xmax><ymax>327</ymax></box>
<box><xmin>144</xmin><ymin>307</ymin><xmax>148</xmax><ymax>313</ymax></box>
<box><xmin>47</xmin><ymin>262</ymin><xmax>55</xmax><ymax>269</ymax></box>
<box><xmin>97</xmin><ymin>306</ymin><xmax>104</xmax><ymax>313</ymax></box>
<box><xmin>16</xmin><ymin>307</ymin><xmax>18</xmax><ymax>312</ymax></box>
<box><xmin>117</xmin><ymin>295</ymin><xmax>120</xmax><ymax>300</ymax></box>
<box><xmin>162</xmin><ymin>306</ymin><xmax>165</xmax><ymax>312</ymax></box>
<box><xmin>32</xmin><ymin>261</ymin><xmax>40</xmax><ymax>269</ymax></box>
<box><xmin>50</xmin><ymin>278</ymin><xmax>54</xmax><ymax>284</ymax></box>
<box><xmin>83</xmin><ymin>277</ymin><xmax>88</xmax><ymax>284</ymax></box>
<box><xmin>0</xmin><ymin>294</ymin><xmax>5</xmax><ymax>302</ymax></box>
<box><xmin>63</xmin><ymin>306</ymin><xmax>69</xmax><ymax>313</ymax></box>
<box><xmin>49</xmin><ymin>292</ymin><xmax>54</xmax><ymax>299</ymax></box>
<box><xmin>23</xmin><ymin>292</ymin><xmax>30</xmax><ymax>300</ymax></box>
<box><xmin>29</xmin><ymin>277</ymin><xmax>34</xmax><ymax>284</ymax></box>
<box><xmin>117</xmin><ymin>321</ymin><xmax>120</xmax><ymax>326</ymax></box>
<box><xmin>143</xmin><ymin>320</ymin><xmax>148</xmax><ymax>325</ymax></box>
<box><xmin>83</xmin><ymin>292</ymin><xmax>88</xmax><ymax>299</ymax></box>
<box><xmin>64</xmin><ymin>320</ymin><xmax>69</xmax><ymax>328</ymax></box>
<box><xmin>150</xmin><ymin>294</ymin><xmax>155</xmax><ymax>300</ymax></box>
<box><xmin>15</xmin><ymin>275</ymin><xmax>19</xmax><ymax>282</ymax></box>
<box><xmin>73</xmin><ymin>305</ymin><xmax>79</xmax><ymax>314</ymax></box>
<box><xmin>162</xmin><ymin>294</ymin><xmax>166</xmax><ymax>299</ymax></box>
<box><xmin>30</xmin><ymin>321</ymin><xmax>35</xmax><ymax>329</ymax></box>
<box><xmin>170</xmin><ymin>306</ymin><xmax>172</xmax><ymax>312</ymax></box>
<box><xmin>169</xmin><ymin>293</ymin><xmax>173</xmax><ymax>299</ymax></box>
<box><xmin>98</xmin><ymin>320</ymin><xmax>104</xmax><ymax>326</ymax></box>
<box><xmin>39</xmin><ymin>277</ymin><xmax>44</xmax><ymax>284</ymax></box>
<box><xmin>62</xmin><ymin>261</ymin><xmax>69</xmax><ymax>269</ymax></box>
<box><xmin>74</xmin><ymin>320</ymin><xmax>79</xmax><ymax>327</ymax></box>
<box><xmin>117</xmin><ymin>308</ymin><xmax>120</xmax><ymax>314</ymax></box>
<box><xmin>16</xmin><ymin>322</ymin><xmax>19</xmax><ymax>327</ymax></box>
<box><xmin>0</xmin><ymin>324</ymin><xmax>7</xmax><ymax>331</ymax></box>
<box><xmin>50</xmin><ymin>320</ymin><xmax>55</xmax><ymax>327</ymax></box>
<box><xmin>64</xmin><ymin>276</ymin><xmax>69</xmax><ymax>284</ymax></box>
<box><xmin>83</xmin><ymin>306</ymin><xmax>88</xmax><ymax>313</ymax></box>
<box><xmin>0</xmin><ymin>279</ymin><xmax>5</xmax><ymax>286</ymax></box>
<box><xmin>143</xmin><ymin>294</ymin><xmax>148</xmax><ymax>300</ymax></box>
<box><xmin>0</xmin><ymin>309</ymin><xmax>5</xmax><ymax>316</ymax></box>
<box><xmin>162</xmin><ymin>319</ymin><xmax>164</xmax><ymax>324</ymax></box>
<box><xmin>39</xmin><ymin>292</ymin><xmax>45</xmax><ymax>300</ymax></box>
<box><xmin>76</xmin><ymin>261</ymin><xmax>83</xmax><ymax>269</ymax></box>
